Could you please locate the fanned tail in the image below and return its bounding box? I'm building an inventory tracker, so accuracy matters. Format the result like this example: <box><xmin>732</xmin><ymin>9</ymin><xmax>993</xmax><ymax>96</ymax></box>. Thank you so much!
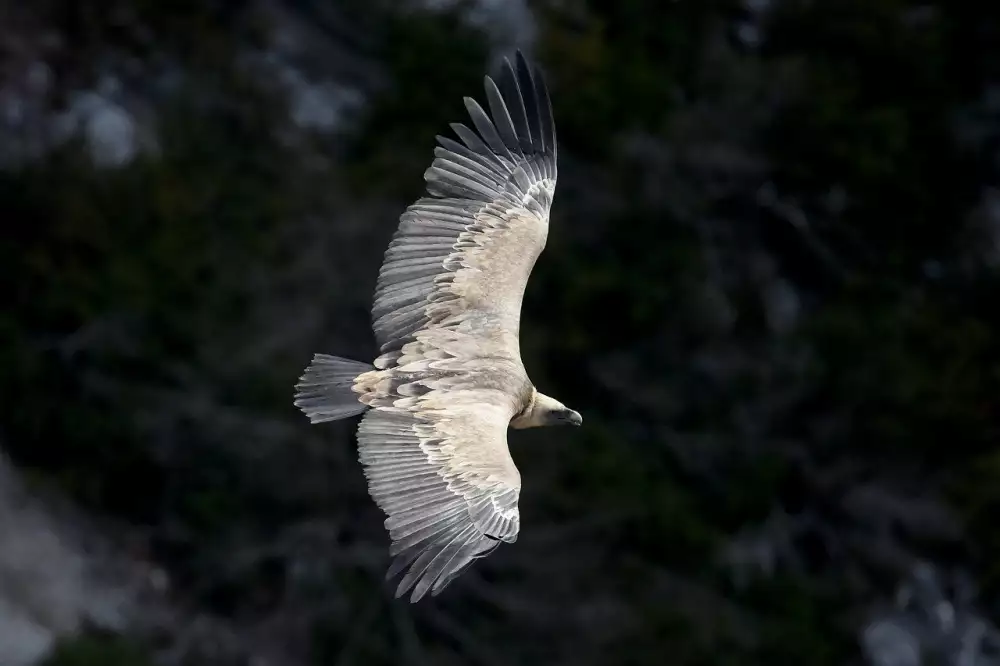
<box><xmin>294</xmin><ymin>353</ymin><xmax>373</xmax><ymax>423</ymax></box>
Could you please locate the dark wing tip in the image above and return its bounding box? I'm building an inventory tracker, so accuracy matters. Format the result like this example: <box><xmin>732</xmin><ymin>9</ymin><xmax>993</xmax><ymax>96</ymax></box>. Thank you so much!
<box><xmin>454</xmin><ymin>51</ymin><xmax>557</xmax><ymax>163</ymax></box>
<box><xmin>389</xmin><ymin>528</ymin><xmax>488</xmax><ymax>603</ymax></box>
<box><xmin>514</xmin><ymin>48</ymin><xmax>530</xmax><ymax>73</ymax></box>
<box><xmin>514</xmin><ymin>50</ymin><xmax>556</xmax><ymax>160</ymax></box>
<box><xmin>429</xmin><ymin>50</ymin><xmax>558</xmax><ymax>203</ymax></box>
<box><xmin>528</xmin><ymin>59</ymin><xmax>556</xmax><ymax>161</ymax></box>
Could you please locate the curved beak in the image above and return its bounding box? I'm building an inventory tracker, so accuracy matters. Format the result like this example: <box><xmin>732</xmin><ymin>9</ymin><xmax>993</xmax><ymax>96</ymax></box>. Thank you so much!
<box><xmin>566</xmin><ymin>410</ymin><xmax>583</xmax><ymax>426</ymax></box>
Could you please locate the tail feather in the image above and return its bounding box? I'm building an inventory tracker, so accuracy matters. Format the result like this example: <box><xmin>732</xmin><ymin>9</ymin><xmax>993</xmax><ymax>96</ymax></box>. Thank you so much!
<box><xmin>294</xmin><ymin>353</ymin><xmax>373</xmax><ymax>423</ymax></box>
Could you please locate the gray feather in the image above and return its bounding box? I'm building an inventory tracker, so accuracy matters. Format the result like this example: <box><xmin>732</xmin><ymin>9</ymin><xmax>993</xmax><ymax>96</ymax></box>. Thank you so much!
<box><xmin>483</xmin><ymin>76</ymin><xmax>522</xmax><ymax>157</ymax></box>
<box><xmin>293</xmin><ymin>354</ymin><xmax>372</xmax><ymax>423</ymax></box>
<box><xmin>464</xmin><ymin>97</ymin><xmax>512</xmax><ymax>160</ymax></box>
<box><xmin>497</xmin><ymin>56</ymin><xmax>533</xmax><ymax>155</ymax></box>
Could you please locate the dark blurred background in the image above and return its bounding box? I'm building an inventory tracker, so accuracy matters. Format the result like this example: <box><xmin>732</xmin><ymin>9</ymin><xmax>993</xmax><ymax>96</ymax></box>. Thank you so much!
<box><xmin>2</xmin><ymin>0</ymin><xmax>999</xmax><ymax>664</ymax></box>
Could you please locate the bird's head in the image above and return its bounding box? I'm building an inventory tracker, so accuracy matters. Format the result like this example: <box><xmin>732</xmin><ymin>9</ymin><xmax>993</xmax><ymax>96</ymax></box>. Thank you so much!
<box><xmin>510</xmin><ymin>389</ymin><xmax>582</xmax><ymax>429</ymax></box>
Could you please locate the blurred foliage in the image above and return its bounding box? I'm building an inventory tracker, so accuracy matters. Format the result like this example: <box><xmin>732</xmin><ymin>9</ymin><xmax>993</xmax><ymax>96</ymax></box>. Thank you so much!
<box><xmin>0</xmin><ymin>65</ymin><xmax>300</xmax><ymax>529</ymax></box>
<box><xmin>803</xmin><ymin>285</ymin><xmax>998</xmax><ymax>462</ymax></box>
<box><xmin>2</xmin><ymin>0</ymin><xmax>999</xmax><ymax>664</ymax></box>
<box><xmin>345</xmin><ymin>2</ymin><xmax>493</xmax><ymax>198</ymax></box>
<box><xmin>763</xmin><ymin>0</ymin><xmax>991</xmax><ymax>276</ymax></box>
<box><xmin>40</xmin><ymin>634</ymin><xmax>152</xmax><ymax>666</ymax></box>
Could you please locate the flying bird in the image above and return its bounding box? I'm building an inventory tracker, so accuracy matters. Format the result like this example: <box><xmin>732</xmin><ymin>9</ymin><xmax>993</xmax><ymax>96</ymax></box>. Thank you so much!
<box><xmin>293</xmin><ymin>51</ymin><xmax>581</xmax><ymax>602</ymax></box>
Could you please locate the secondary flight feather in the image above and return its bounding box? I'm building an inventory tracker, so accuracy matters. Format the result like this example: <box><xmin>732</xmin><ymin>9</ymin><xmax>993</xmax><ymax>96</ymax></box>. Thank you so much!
<box><xmin>293</xmin><ymin>51</ymin><xmax>581</xmax><ymax>602</ymax></box>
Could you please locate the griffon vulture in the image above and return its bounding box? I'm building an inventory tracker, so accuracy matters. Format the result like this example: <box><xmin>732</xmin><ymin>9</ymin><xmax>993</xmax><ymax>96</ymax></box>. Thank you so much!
<box><xmin>294</xmin><ymin>51</ymin><xmax>581</xmax><ymax>602</ymax></box>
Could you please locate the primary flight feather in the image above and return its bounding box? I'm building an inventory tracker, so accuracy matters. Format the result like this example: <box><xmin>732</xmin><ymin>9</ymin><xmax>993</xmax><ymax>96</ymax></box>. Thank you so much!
<box><xmin>293</xmin><ymin>51</ymin><xmax>581</xmax><ymax>603</ymax></box>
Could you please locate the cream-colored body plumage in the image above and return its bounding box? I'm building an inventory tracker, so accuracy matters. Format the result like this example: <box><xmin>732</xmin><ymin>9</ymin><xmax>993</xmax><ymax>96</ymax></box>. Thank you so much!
<box><xmin>294</xmin><ymin>51</ymin><xmax>581</xmax><ymax>602</ymax></box>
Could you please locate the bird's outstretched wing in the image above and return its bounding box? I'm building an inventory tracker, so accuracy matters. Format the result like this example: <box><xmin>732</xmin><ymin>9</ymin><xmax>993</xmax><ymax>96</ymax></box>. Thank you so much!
<box><xmin>358</xmin><ymin>379</ymin><xmax>522</xmax><ymax>602</ymax></box>
<box><xmin>370</xmin><ymin>50</ymin><xmax>558</xmax><ymax>368</ymax></box>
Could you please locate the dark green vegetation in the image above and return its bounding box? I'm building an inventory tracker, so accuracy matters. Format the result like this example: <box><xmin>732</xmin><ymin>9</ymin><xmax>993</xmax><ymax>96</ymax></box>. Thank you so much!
<box><xmin>3</xmin><ymin>1</ymin><xmax>999</xmax><ymax>664</ymax></box>
<box><xmin>41</xmin><ymin>634</ymin><xmax>152</xmax><ymax>666</ymax></box>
